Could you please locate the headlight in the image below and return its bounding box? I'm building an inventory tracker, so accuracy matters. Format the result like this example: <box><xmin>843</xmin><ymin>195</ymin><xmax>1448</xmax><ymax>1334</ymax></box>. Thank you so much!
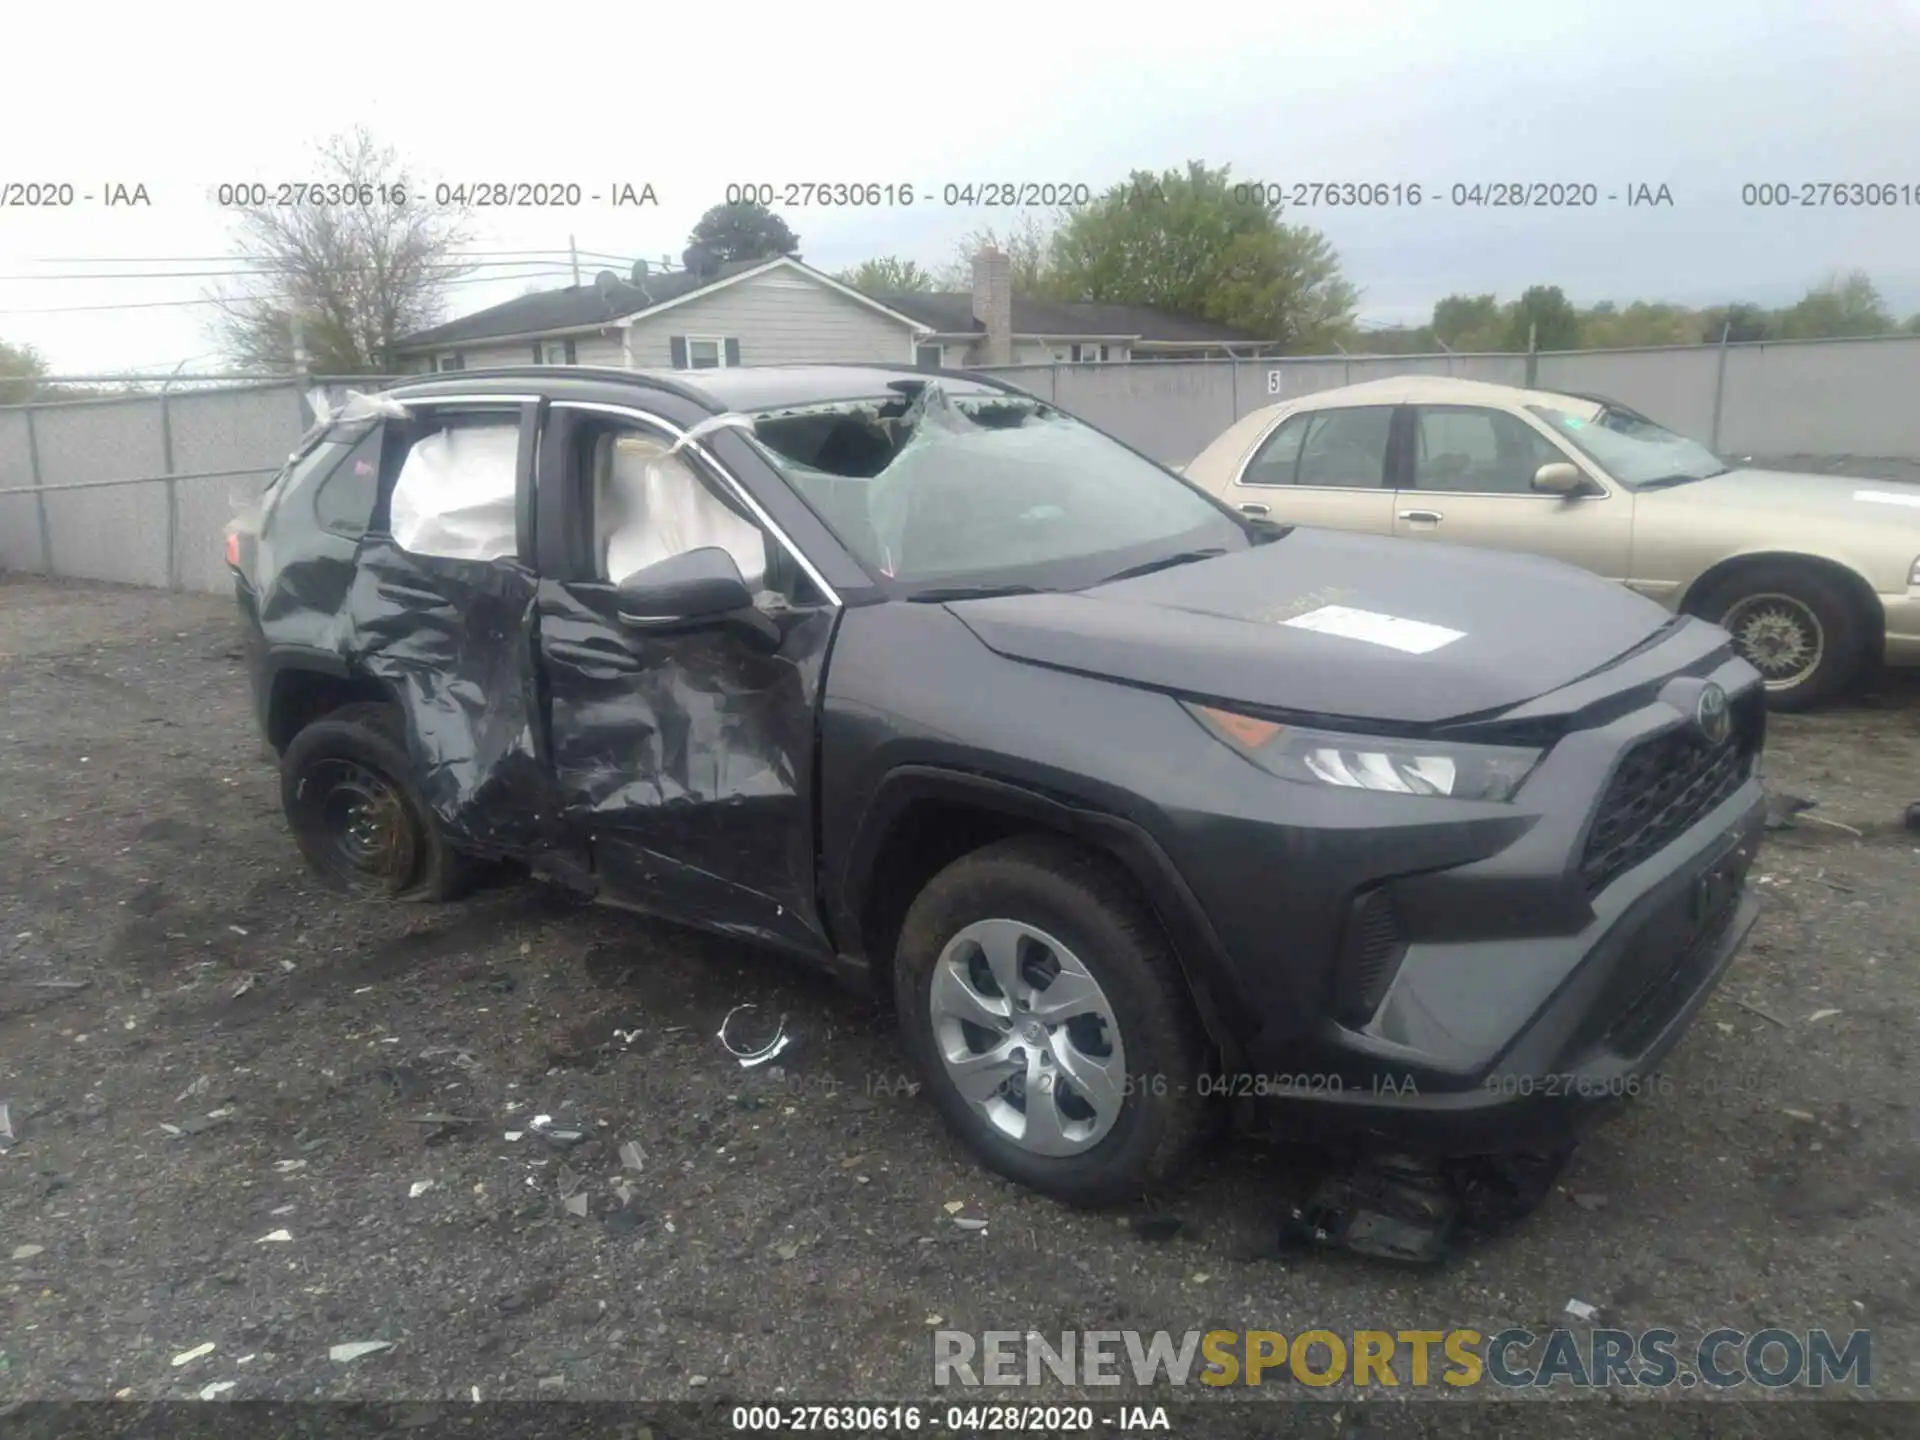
<box><xmin>1185</xmin><ymin>703</ymin><xmax>1542</xmax><ymax>802</ymax></box>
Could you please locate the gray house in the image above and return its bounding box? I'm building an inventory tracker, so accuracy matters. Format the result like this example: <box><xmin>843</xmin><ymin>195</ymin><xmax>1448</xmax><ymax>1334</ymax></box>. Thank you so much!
<box><xmin>389</xmin><ymin>249</ymin><xmax>1265</xmax><ymax>374</ymax></box>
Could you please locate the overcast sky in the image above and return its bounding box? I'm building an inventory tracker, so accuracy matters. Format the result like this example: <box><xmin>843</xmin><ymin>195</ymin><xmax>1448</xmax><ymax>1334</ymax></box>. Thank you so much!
<box><xmin>6</xmin><ymin>0</ymin><xmax>1919</xmax><ymax>374</ymax></box>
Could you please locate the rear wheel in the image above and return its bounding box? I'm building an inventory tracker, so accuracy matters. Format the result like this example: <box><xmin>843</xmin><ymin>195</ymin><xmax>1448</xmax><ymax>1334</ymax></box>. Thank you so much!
<box><xmin>280</xmin><ymin>702</ymin><xmax>476</xmax><ymax>901</ymax></box>
<box><xmin>1693</xmin><ymin>563</ymin><xmax>1867</xmax><ymax>711</ymax></box>
<box><xmin>893</xmin><ymin>835</ymin><xmax>1212</xmax><ymax>1206</ymax></box>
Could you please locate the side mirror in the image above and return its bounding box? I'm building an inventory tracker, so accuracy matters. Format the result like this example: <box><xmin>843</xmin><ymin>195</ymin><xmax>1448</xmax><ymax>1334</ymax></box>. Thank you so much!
<box><xmin>615</xmin><ymin>546</ymin><xmax>753</xmax><ymax>624</ymax></box>
<box><xmin>1532</xmin><ymin>461</ymin><xmax>1586</xmax><ymax>496</ymax></box>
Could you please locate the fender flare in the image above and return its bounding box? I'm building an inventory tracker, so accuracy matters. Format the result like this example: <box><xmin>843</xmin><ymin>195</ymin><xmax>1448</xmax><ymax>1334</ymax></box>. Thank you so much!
<box><xmin>840</xmin><ymin>764</ymin><xmax>1254</xmax><ymax>1065</ymax></box>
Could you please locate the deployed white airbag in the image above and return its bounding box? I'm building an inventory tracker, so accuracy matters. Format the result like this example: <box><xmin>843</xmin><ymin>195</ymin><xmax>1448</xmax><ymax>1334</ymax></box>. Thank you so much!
<box><xmin>389</xmin><ymin>424</ymin><xmax>521</xmax><ymax>562</ymax></box>
<box><xmin>601</xmin><ymin>436</ymin><xmax>767</xmax><ymax>588</ymax></box>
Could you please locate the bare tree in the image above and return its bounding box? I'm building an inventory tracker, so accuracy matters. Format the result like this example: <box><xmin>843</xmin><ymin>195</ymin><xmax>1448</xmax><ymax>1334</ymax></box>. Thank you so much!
<box><xmin>208</xmin><ymin>128</ymin><xmax>472</xmax><ymax>374</ymax></box>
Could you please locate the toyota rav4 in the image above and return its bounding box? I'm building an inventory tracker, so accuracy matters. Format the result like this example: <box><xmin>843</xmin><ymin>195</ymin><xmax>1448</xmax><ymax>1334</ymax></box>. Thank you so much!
<box><xmin>226</xmin><ymin>364</ymin><xmax>1767</xmax><ymax>1208</ymax></box>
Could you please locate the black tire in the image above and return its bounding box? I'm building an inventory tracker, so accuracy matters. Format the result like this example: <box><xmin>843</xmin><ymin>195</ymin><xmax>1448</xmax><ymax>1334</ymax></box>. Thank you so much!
<box><xmin>893</xmin><ymin>834</ymin><xmax>1212</xmax><ymax>1207</ymax></box>
<box><xmin>279</xmin><ymin>701</ymin><xmax>476</xmax><ymax>902</ymax></box>
<box><xmin>1692</xmin><ymin>562</ymin><xmax>1867</xmax><ymax>712</ymax></box>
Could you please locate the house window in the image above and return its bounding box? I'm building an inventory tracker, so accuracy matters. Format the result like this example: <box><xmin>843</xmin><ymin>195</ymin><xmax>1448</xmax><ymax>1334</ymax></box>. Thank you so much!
<box><xmin>915</xmin><ymin>343</ymin><xmax>944</xmax><ymax>370</ymax></box>
<box><xmin>671</xmin><ymin>336</ymin><xmax>739</xmax><ymax>369</ymax></box>
<box><xmin>534</xmin><ymin>340</ymin><xmax>576</xmax><ymax>365</ymax></box>
<box><xmin>436</xmin><ymin>354</ymin><xmax>463</xmax><ymax>372</ymax></box>
<box><xmin>1072</xmin><ymin>343</ymin><xmax>1109</xmax><ymax>363</ymax></box>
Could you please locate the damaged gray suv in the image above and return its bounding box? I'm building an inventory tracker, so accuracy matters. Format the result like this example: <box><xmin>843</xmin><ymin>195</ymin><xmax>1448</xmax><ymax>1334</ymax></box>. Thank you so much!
<box><xmin>228</xmin><ymin>364</ymin><xmax>1767</xmax><ymax>1221</ymax></box>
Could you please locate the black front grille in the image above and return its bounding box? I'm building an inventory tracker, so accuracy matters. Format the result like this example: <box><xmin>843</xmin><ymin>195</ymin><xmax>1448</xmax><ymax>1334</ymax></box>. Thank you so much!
<box><xmin>1580</xmin><ymin>721</ymin><xmax>1753</xmax><ymax>894</ymax></box>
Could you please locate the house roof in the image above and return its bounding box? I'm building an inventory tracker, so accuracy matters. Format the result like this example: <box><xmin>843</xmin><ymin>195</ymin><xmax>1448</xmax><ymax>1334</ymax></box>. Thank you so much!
<box><xmin>394</xmin><ymin>258</ymin><xmax>781</xmax><ymax>350</ymax></box>
<box><xmin>396</xmin><ymin>255</ymin><xmax>1268</xmax><ymax>353</ymax></box>
<box><xmin>867</xmin><ymin>292</ymin><xmax>1262</xmax><ymax>344</ymax></box>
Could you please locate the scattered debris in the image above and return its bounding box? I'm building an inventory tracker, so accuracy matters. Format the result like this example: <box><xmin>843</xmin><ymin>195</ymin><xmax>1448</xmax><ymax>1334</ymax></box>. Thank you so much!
<box><xmin>952</xmin><ymin>1215</ymin><xmax>989</xmax><ymax>1232</ymax></box>
<box><xmin>618</xmin><ymin>1140</ymin><xmax>646</xmax><ymax>1172</ymax></box>
<box><xmin>688</xmin><ymin>1374</ymin><xmax>710</xmax><ymax>1388</ymax></box>
<box><xmin>1129</xmin><ymin>1216</ymin><xmax>1184</xmax><ymax>1243</ymax></box>
<box><xmin>1734</xmin><ymin>997</ymin><xmax>1788</xmax><ymax>1028</ymax></box>
<box><xmin>941</xmin><ymin>1201</ymin><xmax>965</xmax><ymax>1215</ymax></box>
<box><xmin>174</xmin><ymin>1112</ymin><xmax>231</xmax><ymax>1137</ymax></box>
<box><xmin>1279</xmin><ymin>1155</ymin><xmax>1461</xmax><ymax>1264</ymax></box>
<box><xmin>230</xmin><ymin>975</ymin><xmax>255</xmax><ymax>999</ymax></box>
<box><xmin>0</xmin><ymin>1100</ymin><xmax>14</xmax><ymax>1153</ymax></box>
<box><xmin>254</xmin><ymin>1230</ymin><xmax>292</xmax><ymax>1244</ymax></box>
<box><xmin>12</xmin><ymin>1243</ymin><xmax>45</xmax><ymax>1260</ymax></box>
<box><xmin>556</xmin><ymin>1164</ymin><xmax>583</xmax><ymax>1200</ymax></box>
<box><xmin>175</xmin><ymin>1076</ymin><xmax>211</xmax><ymax>1104</ymax></box>
<box><xmin>270</xmin><ymin>1205</ymin><xmax>295</xmax><ymax>1216</ymax></box>
<box><xmin>272</xmin><ymin>1159</ymin><xmax>306</xmax><ymax>1174</ymax></box>
<box><xmin>1805</xmin><ymin>814</ymin><xmax>1864</xmax><ymax>838</ymax></box>
<box><xmin>774</xmin><ymin>1241</ymin><xmax>800</xmax><ymax>1261</ymax></box>
<box><xmin>329</xmin><ymin>1341</ymin><xmax>394</xmax><ymax>1363</ymax></box>
<box><xmin>404</xmin><ymin>1113</ymin><xmax>475</xmax><ymax>1127</ymax></box>
<box><xmin>529</xmin><ymin>1114</ymin><xmax>584</xmax><ymax>1146</ymax></box>
<box><xmin>926</xmin><ymin>1315</ymin><xmax>944</xmax><ymax>1327</ymax></box>
<box><xmin>199</xmin><ymin>1381</ymin><xmax>236</xmax><ymax>1400</ymax></box>
<box><xmin>1808</xmin><ymin>1008</ymin><xmax>1842</xmax><ymax>1023</ymax></box>
<box><xmin>1782</xmin><ymin>1108</ymin><xmax>1817</xmax><ymax>1122</ymax></box>
<box><xmin>31</xmin><ymin>979</ymin><xmax>90</xmax><ymax>991</ymax></box>
<box><xmin>716</xmin><ymin>1004</ymin><xmax>792</xmax><ymax>1068</ymax></box>
<box><xmin>228</xmin><ymin>926</ymin><xmax>250</xmax><ymax>937</ymax></box>
<box><xmin>1763</xmin><ymin>792</ymin><xmax>1816</xmax><ymax>830</ymax></box>
<box><xmin>503</xmin><ymin>1131</ymin><xmax>524</xmax><ymax>1142</ymax></box>
<box><xmin>1564</xmin><ymin>1299</ymin><xmax>1600</xmax><ymax>1323</ymax></box>
<box><xmin>171</xmin><ymin>1342</ymin><xmax>216</xmax><ymax>1367</ymax></box>
<box><xmin>563</xmin><ymin>1192</ymin><xmax>590</xmax><ymax>1218</ymax></box>
<box><xmin>1569</xmin><ymin>1192</ymin><xmax>1609</xmax><ymax>1212</ymax></box>
<box><xmin>1820</xmin><ymin>877</ymin><xmax>1856</xmax><ymax>894</ymax></box>
<box><xmin>408</xmin><ymin>1180</ymin><xmax>435</xmax><ymax>1199</ymax></box>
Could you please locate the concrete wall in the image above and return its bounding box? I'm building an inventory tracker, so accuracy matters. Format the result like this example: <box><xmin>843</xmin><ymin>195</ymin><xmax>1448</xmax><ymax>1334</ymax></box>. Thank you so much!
<box><xmin>4</xmin><ymin>334</ymin><xmax>1919</xmax><ymax>595</ymax></box>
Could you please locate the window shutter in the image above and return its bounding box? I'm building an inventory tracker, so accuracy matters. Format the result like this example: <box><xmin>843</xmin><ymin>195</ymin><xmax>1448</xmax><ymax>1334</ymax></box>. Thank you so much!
<box><xmin>723</xmin><ymin>338</ymin><xmax>740</xmax><ymax>367</ymax></box>
<box><xmin>564</xmin><ymin>338</ymin><xmax>577</xmax><ymax>364</ymax></box>
<box><xmin>533</xmin><ymin>343</ymin><xmax>544</xmax><ymax>364</ymax></box>
<box><xmin>670</xmin><ymin>336</ymin><xmax>688</xmax><ymax>369</ymax></box>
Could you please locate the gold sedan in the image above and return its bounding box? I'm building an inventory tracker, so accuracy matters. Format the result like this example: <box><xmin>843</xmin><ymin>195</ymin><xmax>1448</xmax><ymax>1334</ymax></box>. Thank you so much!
<box><xmin>1182</xmin><ymin>375</ymin><xmax>1920</xmax><ymax>709</ymax></box>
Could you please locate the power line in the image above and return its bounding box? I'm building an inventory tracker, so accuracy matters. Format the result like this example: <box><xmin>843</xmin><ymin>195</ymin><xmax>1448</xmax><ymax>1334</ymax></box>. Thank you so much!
<box><xmin>0</xmin><ymin>257</ymin><xmax>600</xmax><ymax>282</ymax></box>
<box><xmin>0</xmin><ymin>265</ymin><xmax>581</xmax><ymax>316</ymax></box>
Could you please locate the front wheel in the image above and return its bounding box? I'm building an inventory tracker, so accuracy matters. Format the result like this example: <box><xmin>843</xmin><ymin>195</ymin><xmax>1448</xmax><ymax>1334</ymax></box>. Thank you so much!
<box><xmin>893</xmin><ymin>835</ymin><xmax>1212</xmax><ymax>1207</ymax></box>
<box><xmin>1693</xmin><ymin>563</ymin><xmax>1867</xmax><ymax>711</ymax></box>
<box><xmin>279</xmin><ymin>702</ymin><xmax>476</xmax><ymax>902</ymax></box>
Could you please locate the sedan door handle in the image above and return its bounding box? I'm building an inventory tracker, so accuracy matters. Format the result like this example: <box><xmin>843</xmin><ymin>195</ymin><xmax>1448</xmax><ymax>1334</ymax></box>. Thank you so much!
<box><xmin>1398</xmin><ymin>509</ymin><xmax>1444</xmax><ymax>523</ymax></box>
<box><xmin>1238</xmin><ymin>502</ymin><xmax>1270</xmax><ymax>516</ymax></box>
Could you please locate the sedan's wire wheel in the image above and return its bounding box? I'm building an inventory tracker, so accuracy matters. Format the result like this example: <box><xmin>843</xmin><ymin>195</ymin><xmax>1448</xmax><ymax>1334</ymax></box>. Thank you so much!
<box><xmin>928</xmin><ymin>919</ymin><xmax>1127</xmax><ymax>1157</ymax></box>
<box><xmin>1722</xmin><ymin>592</ymin><xmax>1824</xmax><ymax>691</ymax></box>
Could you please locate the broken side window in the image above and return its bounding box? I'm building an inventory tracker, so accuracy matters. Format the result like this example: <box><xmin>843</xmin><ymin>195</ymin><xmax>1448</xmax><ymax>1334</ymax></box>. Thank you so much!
<box><xmin>388</xmin><ymin>419</ymin><xmax>521</xmax><ymax>562</ymax></box>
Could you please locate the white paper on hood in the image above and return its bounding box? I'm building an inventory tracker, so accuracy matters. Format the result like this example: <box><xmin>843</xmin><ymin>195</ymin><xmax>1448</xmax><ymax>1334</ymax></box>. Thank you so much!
<box><xmin>1854</xmin><ymin>489</ymin><xmax>1920</xmax><ymax>509</ymax></box>
<box><xmin>1280</xmin><ymin>604</ymin><xmax>1465</xmax><ymax>655</ymax></box>
<box><xmin>389</xmin><ymin>424</ymin><xmax>521</xmax><ymax>561</ymax></box>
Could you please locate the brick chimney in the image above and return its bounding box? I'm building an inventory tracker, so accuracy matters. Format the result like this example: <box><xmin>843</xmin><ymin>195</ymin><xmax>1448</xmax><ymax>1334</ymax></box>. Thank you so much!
<box><xmin>971</xmin><ymin>245</ymin><xmax>1012</xmax><ymax>366</ymax></box>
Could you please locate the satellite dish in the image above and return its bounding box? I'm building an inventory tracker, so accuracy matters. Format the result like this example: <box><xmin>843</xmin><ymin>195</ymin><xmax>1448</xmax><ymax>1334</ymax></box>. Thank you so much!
<box><xmin>631</xmin><ymin>259</ymin><xmax>649</xmax><ymax>282</ymax></box>
<box><xmin>593</xmin><ymin>269</ymin><xmax>620</xmax><ymax>298</ymax></box>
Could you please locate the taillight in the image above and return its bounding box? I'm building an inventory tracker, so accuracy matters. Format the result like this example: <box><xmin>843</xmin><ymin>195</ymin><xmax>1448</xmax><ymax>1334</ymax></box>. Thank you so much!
<box><xmin>224</xmin><ymin>530</ymin><xmax>241</xmax><ymax>568</ymax></box>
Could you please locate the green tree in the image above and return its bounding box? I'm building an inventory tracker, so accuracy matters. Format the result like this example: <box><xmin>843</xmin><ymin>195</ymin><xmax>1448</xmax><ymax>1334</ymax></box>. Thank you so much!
<box><xmin>933</xmin><ymin>213</ymin><xmax>1061</xmax><ymax>296</ymax></box>
<box><xmin>684</xmin><ymin>201</ymin><xmax>799</xmax><ymax>268</ymax></box>
<box><xmin>1044</xmin><ymin>161</ymin><xmax>1357</xmax><ymax>350</ymax></box>
<box><xmin>210</xmin><ymin>128</ymin><xmax>471</xmax><ymax>373</ymax></box>
<box><xmin>1430</xmin><ymin>293</ymin><xmax>1505</xmax><ymax>350</ymax></box>
<box><xmin>1504</xmin><ymin>284</ymin><xmax>1582</xmax><ymax>351</ymax></box>
<box><xmin>837</xmin><ymin>256</ymin><xmax>936</xmax><ymax>293</ymax></box>
<box><xmin>1581</xmin><ymin>300</ymin><xmax>1700</xmax><ymax>348</ymax></box>
<box><xmin>0</xmin><ymin>337</ymin><xmax>49</xmax><ymax>404</ymax></box>
<box><xmin>1774</xmin><ymin>270</ymin><xmax>1893</xmax><ymax>339</ymax></box>
<box><xmin>1905</xmin><ymin>312</ymin><xmax>1920</xmax><ymax>334</ymax></box>
<box><xmin>1698</xmin><ymin>302</ymin><xmax>1772</xmax><ymax>343</ymax></box>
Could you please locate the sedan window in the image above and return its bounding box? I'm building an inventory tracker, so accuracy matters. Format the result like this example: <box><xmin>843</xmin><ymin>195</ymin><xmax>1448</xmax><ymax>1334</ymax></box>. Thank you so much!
<box><xmin>1411</xmin><ymin>406</ymin><xmax>1566</xmax><ymax>494</ymax></box>
<box><xmin>1295</xmin><ymin>406</ymin><xmax>1394</xmax><ymax>488</ymax></box>
<box><xmin>1529</xmin><ymin>403</ymin><xmax>1726</xmax><ymax>487</ymax></box>
<box><xmin>1239</xmin><ymin>412</ymin><xmax>1313</xmax><ymax>485</ymax></box>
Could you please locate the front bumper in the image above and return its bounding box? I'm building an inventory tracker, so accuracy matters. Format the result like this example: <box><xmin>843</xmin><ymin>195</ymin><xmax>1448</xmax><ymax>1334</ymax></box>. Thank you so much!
<box><xmin>1208</xmin><ymin>657</ymin><xmax>1769</xmax><ymax>1157</ymax></box>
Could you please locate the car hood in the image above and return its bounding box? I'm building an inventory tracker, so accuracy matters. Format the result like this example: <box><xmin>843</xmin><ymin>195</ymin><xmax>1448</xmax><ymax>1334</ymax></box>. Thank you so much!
<box><xmin>944</xmin><ymin>527</ymin><xmax>1682</xmax><ymax>725</ymax></box>
<box><xmin>1639</xmin><ymin>467</ymin><xmax>1920</xmax><ymax>521</ymax></box>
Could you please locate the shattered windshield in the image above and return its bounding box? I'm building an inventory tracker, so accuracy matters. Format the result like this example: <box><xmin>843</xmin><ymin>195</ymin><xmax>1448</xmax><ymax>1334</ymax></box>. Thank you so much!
<box><xmin>746</xmin><ymin>383</ymin><xmax>1246</xmax><ymax>589</ymax></box>
<box><xmin>1529</xmin><ymin>403</ymin><xmax>1728</xmax><ymax>487</ymax></box>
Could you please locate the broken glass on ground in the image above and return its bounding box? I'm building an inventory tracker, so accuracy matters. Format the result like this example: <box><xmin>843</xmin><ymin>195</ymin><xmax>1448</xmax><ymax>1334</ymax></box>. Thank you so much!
<box><xmin>716</xmin><ymin>1004</ymin><xmax>791</xmax><ymax>1067</ymax></box>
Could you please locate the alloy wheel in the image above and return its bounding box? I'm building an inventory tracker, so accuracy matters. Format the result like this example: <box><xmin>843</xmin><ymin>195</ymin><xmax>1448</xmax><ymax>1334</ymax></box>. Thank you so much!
<box><xmin>1722</xmin><ymin>592</ymin><xmax>1824</xmax><ymax>691</ymax></box>
<box><xmin>927</xmin><ymin>918</ymin><xmax>1127</xmax><ymax>1157</ymax></box>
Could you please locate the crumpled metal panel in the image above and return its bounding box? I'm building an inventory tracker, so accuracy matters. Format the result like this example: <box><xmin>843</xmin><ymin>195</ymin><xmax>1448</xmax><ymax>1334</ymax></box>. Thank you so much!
<box><xmin>339</xmin><ymin>538</ymin><xmax>571</xmax><ymax>859</ymax></box>
<box><xmin>536</xmin><ymin>576</ymin><xmax>833</xmax><ymax>946</ymax></box>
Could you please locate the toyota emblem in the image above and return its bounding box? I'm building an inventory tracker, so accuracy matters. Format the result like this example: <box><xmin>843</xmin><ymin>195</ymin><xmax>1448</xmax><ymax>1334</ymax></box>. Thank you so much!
<box><xmin>1695</xmin><ymin>682</ymin><xmax>1731</xmax><ymax>744</ymax></box>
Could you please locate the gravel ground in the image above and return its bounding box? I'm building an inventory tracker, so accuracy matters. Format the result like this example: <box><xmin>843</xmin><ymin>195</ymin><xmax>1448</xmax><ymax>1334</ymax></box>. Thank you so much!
<box><xmin>1</xmin><ymin>574</ymin><xmax>1916</xmax><ymax>1429</ymax></box>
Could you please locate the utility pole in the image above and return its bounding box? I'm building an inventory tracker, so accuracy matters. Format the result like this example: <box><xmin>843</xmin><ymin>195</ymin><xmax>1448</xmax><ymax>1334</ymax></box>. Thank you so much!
<box><xmin>570</xmin><ymin>235</ymin><xmax>581</xmax><ymax>287</ymax></box>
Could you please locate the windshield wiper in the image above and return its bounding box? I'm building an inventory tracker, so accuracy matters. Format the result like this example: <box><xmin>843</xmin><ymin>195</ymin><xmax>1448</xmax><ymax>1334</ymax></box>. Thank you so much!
<box><xmin>1637</xmin><ymin>468</ymin><xmax>1730</xmax><ymax>490</ymax></box>
<box><xmin>904</xmin><ymin>583</ymin><xmax>1053</xmax><ymax>603</ymax></box>
<box><xmin>1091</xmin><ymin>548</ymin><xmax>1228</xmax><ymax>586</ymax></box>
